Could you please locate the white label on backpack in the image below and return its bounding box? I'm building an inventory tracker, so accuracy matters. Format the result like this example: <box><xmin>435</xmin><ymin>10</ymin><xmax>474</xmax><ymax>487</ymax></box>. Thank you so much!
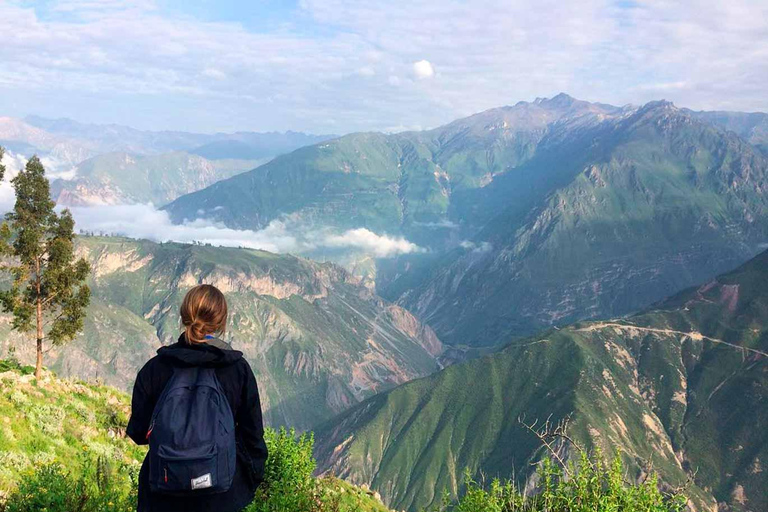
<box><xmin>191</xmin><ymin>473</ymin><xmax>212</xmax><ymax>490</ymax></box>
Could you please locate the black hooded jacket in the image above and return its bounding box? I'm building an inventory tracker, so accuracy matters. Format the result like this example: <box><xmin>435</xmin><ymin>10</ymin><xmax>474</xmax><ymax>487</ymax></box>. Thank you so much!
<box><xmin>126</xmin><ymin>335</ymin><xmax>268</xmax><ymax>512</ymax></box>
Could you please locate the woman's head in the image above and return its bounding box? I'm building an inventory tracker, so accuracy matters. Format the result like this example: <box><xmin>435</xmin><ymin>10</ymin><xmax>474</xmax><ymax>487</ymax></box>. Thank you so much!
<box><xmin>180</xmin><ymin>284</ymin><xmax>228</xmax><ymax>344</ymax></box>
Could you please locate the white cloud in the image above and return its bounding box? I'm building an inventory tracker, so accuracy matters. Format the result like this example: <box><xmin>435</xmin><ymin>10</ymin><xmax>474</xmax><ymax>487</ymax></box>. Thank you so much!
<box><xmin>460</xmin><ymin>240</ymin><xmax>492</xmax><ymax>253</ymax></box>
<box><xmin>0</xmin><ymin>0</ymin><xmax>766</xmax><ymax>133</ymax></box>
<box><xmin>413</xmin><ymin>60</ymin><xmax>435</xmax><ymax>79</ymax></box>
<box><xmin>49</xmin><ymin>203</ymin><xmax>423</xmax><ymax>258</ymax></box>
<box><xmin>413</xmin><ymin>219</ymin><xmax>458</xmax><ymax>228</ymax></box>
<box><xmin>323</xmin><ymin>228</ymin><xmax>424</xmax><ymax>257</ymax></box>
<box><xmin>68</xmin><ymin>204</ymin><xmax>302</xmax><ymax>253</ymax></box>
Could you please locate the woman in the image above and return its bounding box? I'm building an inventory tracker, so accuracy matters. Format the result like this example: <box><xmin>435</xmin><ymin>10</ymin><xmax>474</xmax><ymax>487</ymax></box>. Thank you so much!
<box><xmin>127</xmin><ymin>284</ymin><xmax>268</xmax><ymax>512</ymax></box>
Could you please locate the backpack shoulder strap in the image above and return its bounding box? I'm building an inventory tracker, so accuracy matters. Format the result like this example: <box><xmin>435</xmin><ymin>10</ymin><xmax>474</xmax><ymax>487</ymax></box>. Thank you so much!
<box><xmin>149</xmin><ymin>366</ymin><xmax>199</xmax><ymax>424</ymax></box>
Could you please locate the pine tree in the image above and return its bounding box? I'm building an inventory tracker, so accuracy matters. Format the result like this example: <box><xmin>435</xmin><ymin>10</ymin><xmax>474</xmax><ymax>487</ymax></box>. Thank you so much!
<box><xmin>0</xmin><ymin>156</ymin><xmax>91</xmax><ymax>381</ymax></box>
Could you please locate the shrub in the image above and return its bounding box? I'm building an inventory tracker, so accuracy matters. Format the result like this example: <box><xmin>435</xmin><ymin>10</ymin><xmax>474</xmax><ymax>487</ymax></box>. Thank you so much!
<box><xmin>429</xmin><ymin>454</ymin><xmax>688</xmax><ymax>512</ymax></box>
<box><xmin>245</xmin><ymin>427</ymin><xmax>324</xmax><ymax>512</ymax></box>
<box><xmin>2</xmin><ymin>454</ymin><xmax>137</xmax><ymax>512</ymax></box>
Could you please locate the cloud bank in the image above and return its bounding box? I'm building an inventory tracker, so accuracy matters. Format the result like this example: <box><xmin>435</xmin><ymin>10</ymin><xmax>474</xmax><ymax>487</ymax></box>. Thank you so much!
<box><xmin>64</xmin><ymin>203</ymin><xmax>422</xmax><ymax>258</ymax></box>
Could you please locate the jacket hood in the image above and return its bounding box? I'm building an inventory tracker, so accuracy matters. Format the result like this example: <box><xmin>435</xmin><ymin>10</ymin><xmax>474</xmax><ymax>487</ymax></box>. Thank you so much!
<box><xmin>156</xmin><ymin>334</ymin><xmax>244</xmax><ymax>368</ymax></box>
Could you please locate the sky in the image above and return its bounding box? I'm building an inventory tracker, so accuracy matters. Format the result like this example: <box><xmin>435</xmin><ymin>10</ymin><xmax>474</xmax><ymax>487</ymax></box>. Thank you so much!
<box><xmin>1</xmin><ymin>0</ymin><xmax>767</xmax><ymax>135</ymax></box>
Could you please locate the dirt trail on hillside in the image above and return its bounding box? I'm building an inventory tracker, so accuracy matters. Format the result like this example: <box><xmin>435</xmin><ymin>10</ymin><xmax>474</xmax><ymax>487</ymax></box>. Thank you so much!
<box><xmin>578</xmin><ymin>322</ymin><xmax>768</xmax><ymax>358</ymax></box>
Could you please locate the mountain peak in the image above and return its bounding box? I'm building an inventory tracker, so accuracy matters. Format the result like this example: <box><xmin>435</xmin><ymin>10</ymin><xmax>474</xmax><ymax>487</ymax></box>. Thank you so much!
<box><xmin>639</xmin><ymin>99</ymin><xmax>677</xmax><ymax>113</ymax></box>
<box><xmin>533</xmin><ymin>92</ymin><xmax>577</xmax><ymax>108</ymax></box>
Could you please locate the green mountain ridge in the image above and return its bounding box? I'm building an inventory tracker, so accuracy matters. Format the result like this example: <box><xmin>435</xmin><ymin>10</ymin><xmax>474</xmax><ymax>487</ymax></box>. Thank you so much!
<box><xmin>395</xmin><ymin>99</ymin><xmax>768</xmax><ymax>346</ymax></box>
<box><xmin>162</xmin><ymin>95</ymin><xmax>768</xmax><ymax>350</ymax></box>
<box><xmin>314</xmin><ymin>249</ymin><xmax>768</xmax><ymax>512</ymax></box>
<box><xmin>0</xmin><ymin>236</ymin><xmax>443</xmax><ymax>431</ymax></box>
<box><xmin>163</xmin><ymin>94</ymin><xmax>618</xmax><ymax>245</ymax></box>
<box><xmin>50</xmin><ymin>151</ymin><xmax>264</xmax><ymax>206</ymax></box>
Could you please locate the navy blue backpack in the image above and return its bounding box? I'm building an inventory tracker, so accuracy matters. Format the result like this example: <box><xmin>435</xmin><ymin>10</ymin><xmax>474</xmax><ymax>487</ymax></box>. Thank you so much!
<box><xmin>146</xmin><ymin>366</ymin><xmax>236</xmax><ymax>495</ymax></box>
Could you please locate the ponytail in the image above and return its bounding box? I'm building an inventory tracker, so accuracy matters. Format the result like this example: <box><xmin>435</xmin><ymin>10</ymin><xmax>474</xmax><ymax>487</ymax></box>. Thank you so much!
<box><xmin>180</xmin><ymin>284</ymin><xmax>228</xmax><ymax>344</ymax></box>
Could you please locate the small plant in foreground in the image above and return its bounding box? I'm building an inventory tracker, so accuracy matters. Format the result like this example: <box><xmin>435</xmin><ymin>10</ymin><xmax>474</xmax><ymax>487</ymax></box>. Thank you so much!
<box><xmin>429</xmin><ymin>454</ymin><xmax>687</xmax><ymax>512</ymax></box>
<box><xmin>2</xmin><ymin>453</ymin><xmax>137</xmax><ymax>512</ymax></box>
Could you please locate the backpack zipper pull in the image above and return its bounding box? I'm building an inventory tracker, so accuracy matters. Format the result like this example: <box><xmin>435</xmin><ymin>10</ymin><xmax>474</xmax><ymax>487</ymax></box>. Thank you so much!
<box><xmin>164</xmin><ymin>467</ymin><xmax>168</xmax><ymax>484</ymax></box>
<box><xmin>146</xmin><ymin>420</ymin><xmax>155</xmax><ymax>440</ymax></box>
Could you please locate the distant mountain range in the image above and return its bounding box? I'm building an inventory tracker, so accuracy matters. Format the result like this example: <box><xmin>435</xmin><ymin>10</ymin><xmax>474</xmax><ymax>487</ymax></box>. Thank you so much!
<box><xmin>50</xmin><ymin>152</ymin><xmax>264</xmax><ymax>206</ymax></box>
<box><xmin>0</xmin><ymin>115</ymin><xmax>334</xmax><ymax>206</ymax></box>
<box><xmin>315</xmin><ymin>248</ymin><xmax>768</xmax><ymax>512</ymax></box>
<box><xmin>0</xmin><ymin>236</ymin><xmax>442</xmax><ymax>430</ymax></box>
<box><xmin>21</xmin><ymin>115</ymin><xmax>335</xmax><ymax>158</ymax></box>
<box><xmin>162</xmin><ymin>94</ymin><xmax>768</xmax><ymax>350</ymax></box>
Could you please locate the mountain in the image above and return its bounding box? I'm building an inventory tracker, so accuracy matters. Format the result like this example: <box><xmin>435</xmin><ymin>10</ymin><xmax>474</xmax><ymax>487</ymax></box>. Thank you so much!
<box><xmin>50</xmin><ymin>151</ymin><xmax>264</xmax><ymax>206</ymax></box>
<box><xmin>0</xmin><ymin>116</ymin><xmax>94</xmax><ymax>171</ymax></box>
<box><xmin>163</xmin><ymin>95</ymin><xmax>768</xmax><ymax>349</ymax></box>
<box><xmin>396</xmin><ymin>99</ymin><xmax>768</xmax><ymax>347</ymax></box>
<box><xmin>189</xmin><ymin>132</ymin><xmax>337</xmax><ymax>161</ymax></box>
<box><xmin>687</xmin><ymin>109</ymin><xmax>768</xmax><ymax>153</ymax></box>
<box><xmin>163</xmin><ymin>94</ymin><xmax>620</xmax><ymax>247</ymax></box>
<box><xmin>0</xmin><ymin>236</ymin><xmax>443</xmax><ymax>430</ymax></box>
<box><xmin>24</xmin><ymin>115</ymin><xmax>334</xmax><ymax>157</ymax></box>
<box><xmin>1</xmin><ymin>115</ymin><xmax>333</xmax><ymax>188</ymax></box>
<box><xmin>314</xmin><ymin>249</ymin><xmax>768</xmax><ymax>512</ymax></box>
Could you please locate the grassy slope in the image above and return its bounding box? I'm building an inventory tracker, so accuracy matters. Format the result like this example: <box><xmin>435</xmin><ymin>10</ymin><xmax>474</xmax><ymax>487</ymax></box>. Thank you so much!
<box><xmin>0</xmin><ymin>363</ymin><xmax>390</xmax><ymax>512</ymax></box>
<box><xmin>0</xmin><ymin>236</ymin><xmax>442</xmax><ymax>431</ymax></box>
<box><xmin>315</xmin><ymin>250</ymin><xmax>768</xmax><ymax>512</ymax></box>
<box><xmin>0</xmin><ymin>361</ymin><xmax>144</xmax><ymax>490</ymax></box>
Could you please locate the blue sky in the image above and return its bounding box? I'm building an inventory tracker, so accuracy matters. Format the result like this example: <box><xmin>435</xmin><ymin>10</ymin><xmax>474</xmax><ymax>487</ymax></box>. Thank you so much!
<box><xmin>1</xmin><ymin>0</ymin><xmax>767</xmax><ymax>134</ymax></box>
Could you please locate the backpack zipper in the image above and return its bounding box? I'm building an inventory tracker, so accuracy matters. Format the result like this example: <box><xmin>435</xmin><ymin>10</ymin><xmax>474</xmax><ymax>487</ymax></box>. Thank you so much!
<box><xmin>164</xmin><ymin>467</ymin><xmax>168</xmax><ymax>484</ymax></box>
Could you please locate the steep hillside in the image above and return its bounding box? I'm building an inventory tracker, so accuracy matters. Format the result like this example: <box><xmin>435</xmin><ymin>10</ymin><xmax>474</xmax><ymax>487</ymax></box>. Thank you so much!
<box><xmin>164</xmin><ymin>96</ymin><xmax>768</xmax><ymax>350</ymax></box>
<box><xmin>687</xmin><ymin>109</ymin><xmax>768</xmax><ymax>152</ymax></box>
<box><xmin>50</xmin><ymin>151</ymin><xmax>263</xmax><ymax>206</ymax></box>
<box><xmin>0</xmin><ymin>362</ymin><xmax>391</xmax><ymax>512</ymax></box>
<box><xmin>0</xmin><ymin>236</ymin><xmax>442</xmax><ymax>430</ymax></box>
<box><xmin>315</xmin><ymin>250</ymin><xmax>768</xmax><ymax>512</ymax></box>
<box><xmin>163</xmin><ymin>94</ymin><xmax>619</xmax><ymax>249</ymax></box>
<box><xmin>0</xmin><ymin>360</ymin><xmax>144</xmax><ymax>489</ymax></box>
<box><xmin>398</xmin><ymin>100</ymin><xmax>768</xmax><ymax>346</ymax></box>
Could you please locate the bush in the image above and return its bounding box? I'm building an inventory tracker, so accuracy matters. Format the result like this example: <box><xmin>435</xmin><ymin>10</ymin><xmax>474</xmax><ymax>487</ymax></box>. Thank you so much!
<box><xmin>2</xmin><ymin>454</ymin><xmax>137</xmax><ymax>512</ymax></box>
<box><xmin>245</xmin><ymin>427</ymin><xmax>324</xmax><ymax>512</ymax></box>
<box><xmin>429</xmin><ymin>453</ymin><xmax>687</xmax><ymax>512</ymax></box>
<box><xmin>1</xmin><ymin>427</ymin><xmax>687</xmax><ymax>512</ymax></box>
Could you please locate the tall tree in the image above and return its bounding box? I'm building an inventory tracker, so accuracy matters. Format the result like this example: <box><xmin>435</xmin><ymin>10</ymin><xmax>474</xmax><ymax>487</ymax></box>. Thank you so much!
<box><xmin>0</xmin><ymin>156</ymin><xmax>90</xmax><ymax>380</ymax></box>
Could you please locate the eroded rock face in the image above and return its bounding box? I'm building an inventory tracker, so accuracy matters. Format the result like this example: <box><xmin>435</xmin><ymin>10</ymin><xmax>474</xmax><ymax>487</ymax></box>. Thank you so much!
<box><xmin>0</xmin><ymin>236</ymin><xmax>443</xmax><ymax>431</ymax></box>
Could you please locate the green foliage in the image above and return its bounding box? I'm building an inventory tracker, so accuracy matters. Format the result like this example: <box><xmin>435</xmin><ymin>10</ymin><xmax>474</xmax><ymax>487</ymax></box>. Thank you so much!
<box><xmin>0</xmin><ymin>156</ymin><xmax>91</xmax><ymax>378</ymax></box>
<box><xmin>431</xmin><ymin>455</ymin><xmax>687</xmax><ymax>512</ymax></box>
<box><xmin>0</xmin><ymin>146</ymin><xmax>5</xmax><ymax>181</ymax></box>
<box><xmin>246</xmin><ymin>427</ymin><xmax>389</xmax><ymax>512</ymax></box>
<box><xmin>2</xmin><ymin>455</ymin><xmax>138</xmax><ymax>512</ymax></box>
<box><xmin>246</xmin><ymin>427</ymin><xmax>322</xmax><ymax>512</ymax></box>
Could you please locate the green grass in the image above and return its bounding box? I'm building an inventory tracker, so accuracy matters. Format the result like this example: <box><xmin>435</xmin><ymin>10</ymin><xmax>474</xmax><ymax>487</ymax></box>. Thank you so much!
<box><xmin>0</xmin><ymin>369</ymin><xmax>390</xmax><ymax>512</ymax></box>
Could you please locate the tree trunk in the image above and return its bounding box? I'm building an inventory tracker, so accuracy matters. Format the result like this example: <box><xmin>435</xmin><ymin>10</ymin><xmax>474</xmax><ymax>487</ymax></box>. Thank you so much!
<box><xmin>35</xmin><ymin>297</ymin><xmax>43</xmax><ymax>380</ymax></box>
<box><xmin>35</xmin><ymin>256</ymin><xmax>43</xmax><ymax>381</ymax></box>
